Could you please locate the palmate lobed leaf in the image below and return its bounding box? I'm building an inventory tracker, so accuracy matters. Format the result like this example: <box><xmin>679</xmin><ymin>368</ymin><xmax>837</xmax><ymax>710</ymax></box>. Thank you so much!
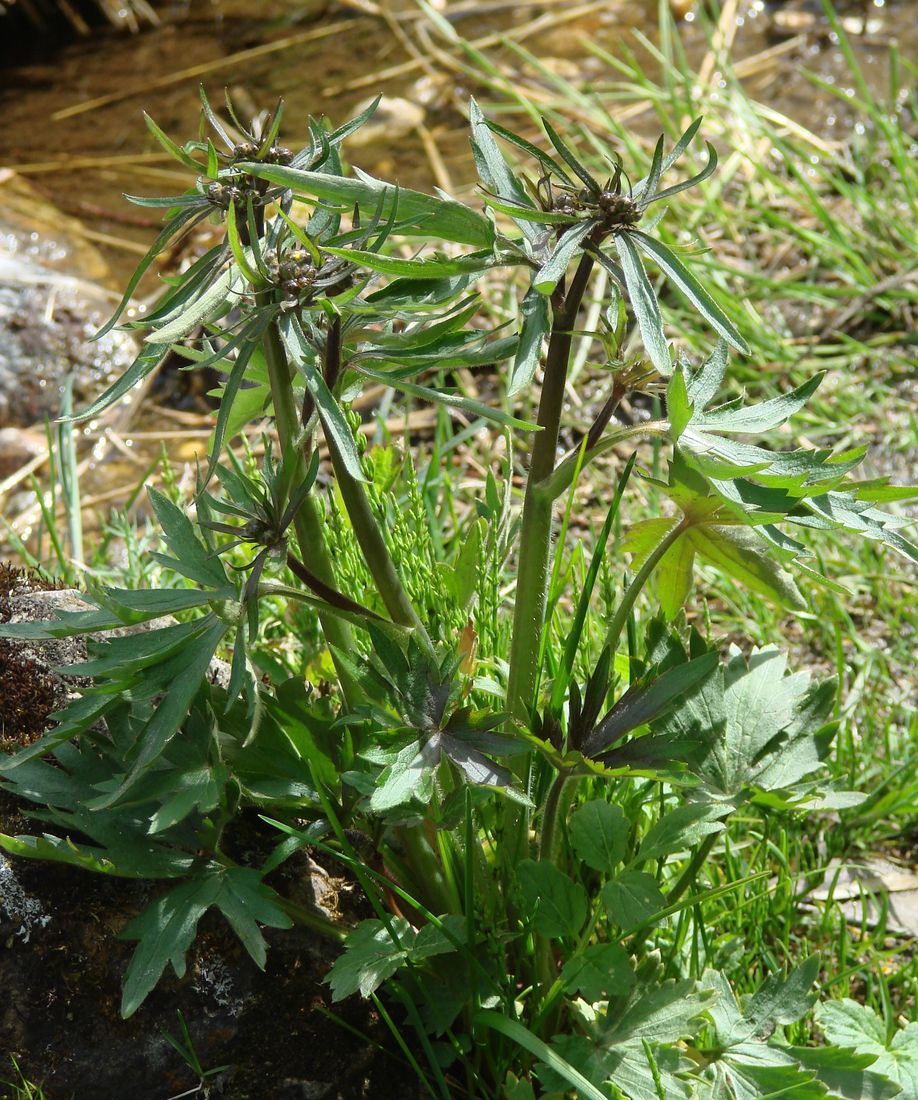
<box><xmin>119</xmin><ymin>866</ymin><xmax>292</xmax><ymax>1017</ymax></box>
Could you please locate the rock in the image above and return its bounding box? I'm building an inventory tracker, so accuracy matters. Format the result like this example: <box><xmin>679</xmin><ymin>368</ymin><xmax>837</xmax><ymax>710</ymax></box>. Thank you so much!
<box><xmin>0</xmin><ymin>572</ymin><xmax>231</xmax><ymax>748</ymax></box>
<box><xmin>0</xmin><ymin>171</ymin><xmax>139</xmax><ymax>429</ymax></box>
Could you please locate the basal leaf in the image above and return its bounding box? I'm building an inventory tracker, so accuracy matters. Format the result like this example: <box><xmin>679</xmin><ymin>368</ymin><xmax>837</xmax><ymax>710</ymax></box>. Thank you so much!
<box><xmin>569</xmin><ymin>799</ymin><xmax>628</xmax><ymax>872</ymax></box>
<box><xmin>601</xmin><ymin>872</ymin><xmax>665</xmax><ymax>931</ymax></box>
<box><xmin>516</xmin><ymin>859</ymin><xmax>587</xmax><ymax>938</ymax></box>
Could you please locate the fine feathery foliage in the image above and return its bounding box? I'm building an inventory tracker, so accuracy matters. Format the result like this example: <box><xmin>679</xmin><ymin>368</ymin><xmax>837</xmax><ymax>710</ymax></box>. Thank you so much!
<box><xmin>1</xmin><ymin>86</ymin><xmax>916</xmax><ymax>1097</ymax></box>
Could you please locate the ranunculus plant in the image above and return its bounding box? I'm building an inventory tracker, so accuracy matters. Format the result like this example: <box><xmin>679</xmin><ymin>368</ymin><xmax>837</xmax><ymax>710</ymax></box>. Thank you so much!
<box><xmin>2</xmin><ymin>90</ymin><xmax>914</xmax><ymax>1098</ymax></box>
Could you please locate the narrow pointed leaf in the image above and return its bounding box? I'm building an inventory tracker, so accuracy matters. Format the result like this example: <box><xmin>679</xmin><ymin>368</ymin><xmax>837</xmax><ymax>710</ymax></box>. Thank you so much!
<box><xmin>632</xmin><ymin>230</ymin><xmax>748</xmax><ymax>354</ymax></box>
<box><xmin>613</xmin><ymin>232</ymin><xmax>671</xmax><ymax>376</ymax></box>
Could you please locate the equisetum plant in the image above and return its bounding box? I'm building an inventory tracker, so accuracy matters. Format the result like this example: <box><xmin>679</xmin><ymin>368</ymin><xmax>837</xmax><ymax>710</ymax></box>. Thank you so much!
<box><xmin>2</xmin><ymin>90</ymin><xmax>916</xmax><ymax>1098</ymax></box>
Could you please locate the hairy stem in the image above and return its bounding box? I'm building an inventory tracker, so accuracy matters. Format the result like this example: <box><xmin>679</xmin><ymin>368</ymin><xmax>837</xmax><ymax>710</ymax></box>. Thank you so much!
<box><xmin>506</xmin><ymin>252</ymin><xmax>596</xmax><ymax>722</ymax></box>
<box><xmin>500</xmin><ymin>255</ymin><xmax>594</xmax><ymax>882</ymax></box>
<box><xmin>259</xmin><ymin>305</ymin><xmax>361</xmax><ymax>703</ymax></box>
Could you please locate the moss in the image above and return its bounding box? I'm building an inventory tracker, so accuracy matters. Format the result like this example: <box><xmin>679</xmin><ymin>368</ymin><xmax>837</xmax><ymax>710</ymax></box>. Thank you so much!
<box><xmin>0</xmin><ymin>563</ymin><xmax>68</xmax><ymax>751</ymax></box>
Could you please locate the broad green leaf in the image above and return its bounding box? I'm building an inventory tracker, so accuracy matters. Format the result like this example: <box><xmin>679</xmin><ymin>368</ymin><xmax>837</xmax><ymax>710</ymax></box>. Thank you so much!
<box><xmin>119</xmin><ymin>874</ymin><xmax>223</xmax><ymax>1017</ymax></box>
<box><xmin>91</xmin><ymin>617</ymin><xmax>228</xmax><ymax>809</ymax></box>
<box><xmin>792</xmin><ymin>1046</ymin><xmax>901</xmax><ymax>1100</ymax></box>
<box><xmin>613</xmin><ymin>232</ymin><xmax>671</xmax><ymax>376</ymax></box>
<box><xmin>688</xmin><ymin>525</ymin><xmax>805</xmax><ymax>610</ymax></box>
<box><xmin>215</xmin><ymin>867</ymin><xmax>293</xmax><ymax>969</ymax></box>
<box><xmin>326</xmin><ymin>917</ymin><xmax>414</xmax><ymax>1000</ymax></box>
<box><xmin>569</xmin><ymin>799</ymin><xmax>628</xmax><ymax>872</ymax></box>
<box><xmin>583</xmin><ymin>651</ymin><xmax>719</xmax><ymax>758</ymax></box>
<box><xmin>148</xmin><ymin>766</ymin><xmax>223</xmax><ymax>834</ymax></box>
<box><xmin>516</xmin><ymin>859</ymin><xmax>587</xmax><ymax>938</ymax></box>
<box><xmin>635</xmin><ymin>803</ymin><xmax>724</xmax><ymax>864</ymax></box>
<box><xmin>602</xmin><ymin>872</ymin><xmax>665</xmax><ymax>930</ymax></box>
<box><xmin>560</xmin><ymin>942</ymin><xmax>633</xmax><ymax>1002</ymax></box>
<box><xmin>604</xmin><ymin>978</ymin><xmax>710</xmax><ymax>1045</ymax></box>
<box><xmin>241</xmin><ymin>162</ymin><xmax>495</xmax><ymax>248</ymax></box>
<box><xmin>817</xmin><ymin>997</ymin><xmax>918</xmax><ymax>1096</ymax></box>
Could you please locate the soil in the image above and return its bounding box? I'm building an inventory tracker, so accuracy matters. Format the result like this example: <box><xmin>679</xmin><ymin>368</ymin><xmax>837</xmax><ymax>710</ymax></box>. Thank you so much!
<box><xmin>0</xmin><ymin>791</ymin><xmax>424</xmax><ymax>1099</ymax></box>
<box><xmin>0</xmin><ymin>566</ymin><xmax>424</xmax><ymax>1099</ymax></box>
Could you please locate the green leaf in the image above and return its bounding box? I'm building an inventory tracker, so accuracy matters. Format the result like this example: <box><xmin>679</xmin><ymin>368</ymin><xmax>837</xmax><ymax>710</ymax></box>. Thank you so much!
<box><xmin>667</xmin><ymin>366</ymin><xmax>692</xmax><ymax>442</ymax></box>
<box><xmin>119</xmin><ymin>874</ymin><xmax>223</xmax><ymax>1017</ymax></box>
<box><xmin>613</xmin><ymin>232</ymin><xmax>671</xmax><ymax>376</ymax></box>
<box><xmin>445</xmin><ymin>519</ymin><xmax>482</xmax><ymax>610</ymax></box>
<box><xmin>241</xmin><ymin>162</ymin><xmax>495</xmax><ymax>248</ymax></box>
<box><xmin>541</xmin><ymin>117</ymin><xmax>599</xmax><ymax>194</ymax></box>
<box><xmin>148</xmin><ymin>767</ymin><xmax>223</xmax><ymax>834</ymax></box>
<box><xmin>508</xmin><ymin>285</ymin><xmax>550</xmax><ymax>395</ymax></box>
<box><xmin>560</xmin><ymin>942</ymin><xmax>633</xmax><ymax>1002</ymax></box>
<box><xmin>72</xmin><ymin>342</ymin><xmax>171</xmax><ymax>422</ymax></box>
<box><xmin>146</xmin><ymin>264</ymin><xmax>240</xmax><ymax>345</ymax></box>
<box><xmin>323</xmin><ymin>246</ymin><xmax>496</xmax><ymax>279</ymax></box>
<box><xmin>635</xmin><ymin>803</ymin><xmax>724</xmax><ymax>864</ymax></box>
<box><xmin>632</xmin><ymin>230</ymin><xmax>748</xmax><ymax>354</ymax></box>
<box><xmin>326</xmin><ymin>917</ymin><xmax>414</xmax><ymax>1001</ymax></box>
<box><xmin>516</xmin><ymin>859</ymin><xmax>587</xmax><ymax>938</ymax></box>
<box><xmin>792</xmin><ymin>1045</ymin><xmax>902</xmax><ymax>1100</ymax></box>
<box><xmin>583</xmin><ymin>651</ymin><xmax>719</xmax><ymax>758</ymax></box>
<box><xmin>474</xmin><ymin>1011</ymin><xmax>610</xmax><ymax>1100</ymax></box>
<box><xmin>469</xmin><ymin>97</ymin><xmax>540</xmax><ymax>245</ymax></box>
<box><xmin>816</xmin><ymin>996</ymin><xmax>918</xmax><ymax>1097</ymax></box>
<box><xmin>0</xmin><ymin>832</ymin><xmax>118</xmax><ymax>875</ymax></box>
<box><xmin>534</xmin><ymin>220</ymin><xmax>595</xmax><ymax>296</ymax></box>
<box><xmin>215</xmin><ymin>866</ymin><xmax>293</xmax><ymax>970</ymax></box>
<box><xmin>602</xmin><ymin>871</ymin><xmax>665</xmax><ymax>930</ymax></box>
<box><xmin>283</xmin><ymin>321</ymin><xmax>366</xmax><ymax>483</ymax></box>
<box><xmin>695</xmin><ymin>374</ymin><xmax>823</xmax><ymax>433</ymax></box>
<box><xmin>569</xmin><ymin>799</ymin><xmax>628</xmax><ymax>872</ymax></box>
<box><xmin>689</xmin><ymin>525</ymin><xmax>805</xmax><ymax>610</ymax></box>
<box><xmin>356</xmin><ymin>365</ymin><xmax>536</xmax><ymax>431</ymax></box>
<box><xmin>148</xmin><ymin>488</ymin><xmax>229</xmax><ymax>588</ymax></box>
<box><xmin>91</xmin><ymin>617</ymin><xmax>229</xmax><ymax>809</ymax></box>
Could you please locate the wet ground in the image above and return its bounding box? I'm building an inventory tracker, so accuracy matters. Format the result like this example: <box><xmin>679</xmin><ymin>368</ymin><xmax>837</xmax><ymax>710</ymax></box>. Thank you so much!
<box><xmin>1</xmin><ymin>0</ymin><xmax>914</xmax><ymax>286</ymax></box>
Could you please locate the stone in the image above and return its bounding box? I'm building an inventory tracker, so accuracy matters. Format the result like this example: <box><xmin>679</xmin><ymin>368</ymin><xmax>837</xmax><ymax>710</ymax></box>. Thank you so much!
<box><xmin>0</xmin><ymin>171</ymin><xmax>139</xmax><ymax>429</ymax></box>
<box><xmin>0</xmin><ymin>575</ymin><xmax>231</xmax><ymax>748</ymax></box>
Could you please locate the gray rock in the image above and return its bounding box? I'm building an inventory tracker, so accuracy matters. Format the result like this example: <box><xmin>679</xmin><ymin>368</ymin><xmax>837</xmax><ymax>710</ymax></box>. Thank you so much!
<box><xmin>0</xmin><ymin>171</ymin><xmax>139</xmax><ymax>429</ymax></box>
<box><xmin>1</xmin><ymin>586</ymin><xmax>231</xmax><ymax>741</ymax></box>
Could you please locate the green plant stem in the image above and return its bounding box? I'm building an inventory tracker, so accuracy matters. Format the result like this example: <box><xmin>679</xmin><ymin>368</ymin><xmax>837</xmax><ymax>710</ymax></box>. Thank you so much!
<box><xmin>605</xmin><ymin>516</ymin><xmax>689</xmax><ymax>654</ymax></box>
<box><xmin>506</xmin><ymin>252</ymin><xmax>595</xmax><ymax>723</ymax></box>
<box><xmin>323</xmin><ymin>318</ymin><xmax>435</xmax><ymax>656</ymax></box>
<box><xmin>259</xmin><ymin>306</ymin><xmax>361</xmax><ymax>702</ymax></box>
<box><xmin>392</xmin><ymin>822</ymin><xmax>460</xmax><ymax>916</ymax></box>
<box><xmin>501</xmin><ymin>254</ymin><xmax>594</xmax><ymax>889</ymax></box>
<box><xmin>534</xmin><ymin>768</ymin><xmax>578</xmax><ymax>1006</ymax></box>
